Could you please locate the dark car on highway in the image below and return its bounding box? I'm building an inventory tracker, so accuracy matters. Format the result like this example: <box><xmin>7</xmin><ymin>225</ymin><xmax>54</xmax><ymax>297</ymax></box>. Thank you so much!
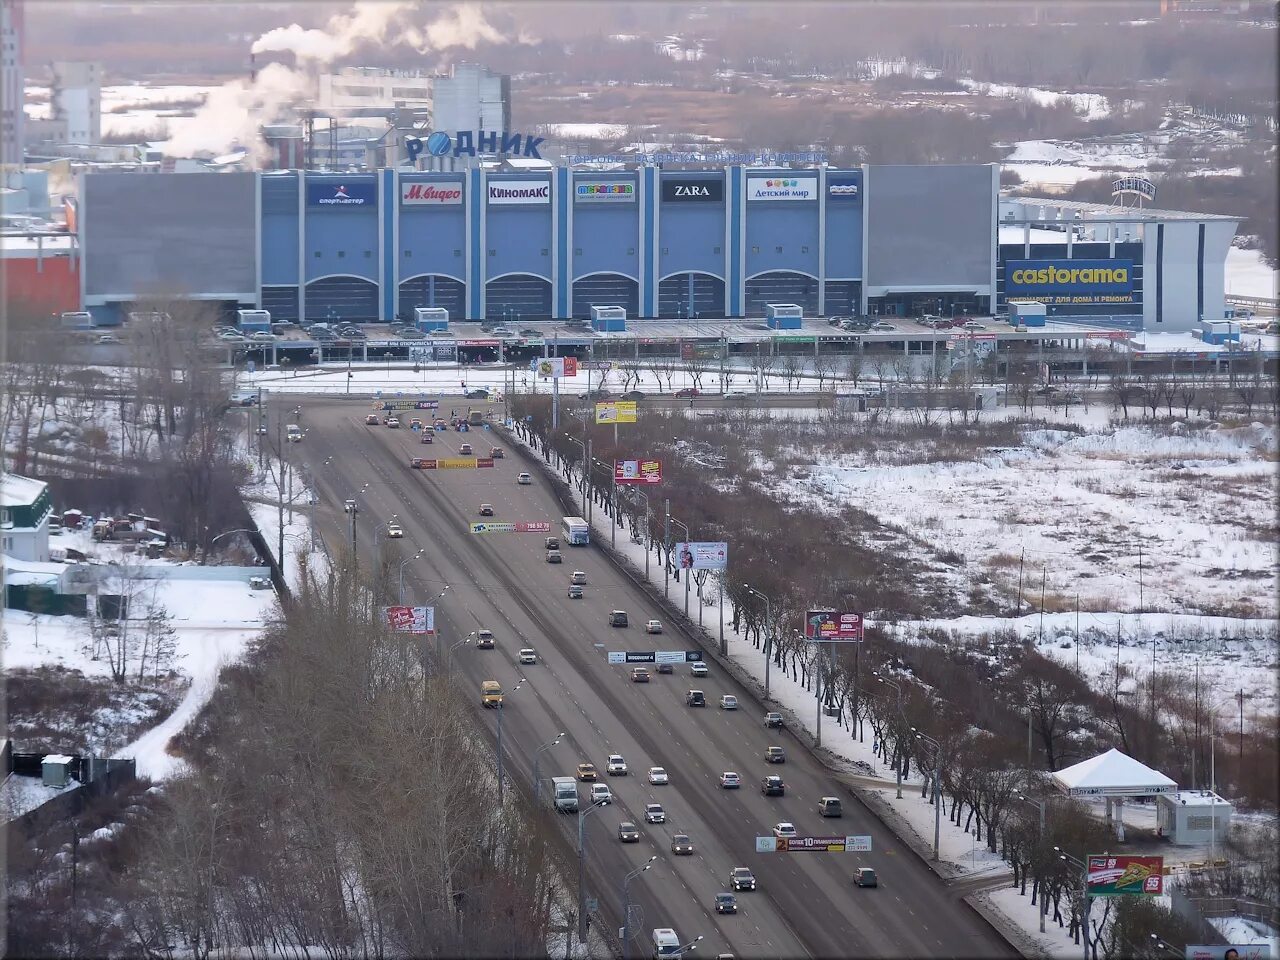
<box><xmin>674</xmin><ymin>388</ymin><xmax>699</xmax><ymax>399</ymax></box>
<box><xmin>761</xmin><ymin>776</ymin><xmax>785</xmax><ymax>797</ymax></box>
<box><xmin>715</xmin><ymin>892</ymin><xmax>738</xmax><ymax>914</ymax></box>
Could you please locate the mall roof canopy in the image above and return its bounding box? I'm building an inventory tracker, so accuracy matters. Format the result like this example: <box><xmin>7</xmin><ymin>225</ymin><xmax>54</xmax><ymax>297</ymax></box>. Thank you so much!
<box><xmin>1052</xmin><ymin>748</ymin><xmax>1177</xmax><ymax>798</ymax></box>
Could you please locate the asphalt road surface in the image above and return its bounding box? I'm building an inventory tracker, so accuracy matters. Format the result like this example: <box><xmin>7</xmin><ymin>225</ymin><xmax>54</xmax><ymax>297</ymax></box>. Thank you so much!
<box><xmin>286</xmin><ymin>398</ymin><xmax>1018</xmax><ymax>960</ymax></box>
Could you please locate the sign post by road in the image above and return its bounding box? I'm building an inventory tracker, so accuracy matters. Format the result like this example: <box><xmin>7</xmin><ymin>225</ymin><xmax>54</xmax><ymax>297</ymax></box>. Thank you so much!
<box><xmin>755</xmin><ymin>835</ymin><xmax>872</xmax><ymax>853</ymax></box>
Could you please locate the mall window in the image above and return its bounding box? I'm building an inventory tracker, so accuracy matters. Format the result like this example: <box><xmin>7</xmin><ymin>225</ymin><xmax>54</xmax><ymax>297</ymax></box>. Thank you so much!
<box><xmin>364</xmin><ymin>251</ymin><xmax>372</xmax><ymax>258</ymax></box>
<box><xmin>337</xmin><ymin>251</ymin><xmax>345</xmax><ymax>259</ymax></box>
<box><xmin>541</xmin><ymin>248</ymin><xmax>549</xmax><ymax>256</ymax></box>
<box><xmin>454</xmin><ymin>249</ymin><xmax>462</xmax><ymax>257</ymax></box>
<box><xmin>801</xmin><ymin>246</ymin><xmax>809</xmax><ymax>254</ymax></box>
<box><xmin>627</xmin><ymin>247</ymin><xmax>635</xmax><ymax>256</ymax></box>
<box><xmin>713</xmin><ymin>246</ymin><xmax>721</xmax><ymax>254</ymax></box>
<box><xmin>313</xmin><ymin>251</ymin><xmax>321</xmax><ymax>258</ymax></box>
<box><xmin>488</xmin><ymin>249</ymin><xmax>496</xmax><ymax>256</ymax></box>
<box><xmin>752</xmin><ymin>246</ymin><xmax>760</xmax><ymax>254</ymax></box>
<box><xmin>574</xmin><ymin>248</ymin><xmax>582</xmax><ymax>256</ymax></box>
<box><xmin>775</xmin><ymin>245</ymin><xmax>783</xmax><ymax>253</ymax></box>
<box><xmin>662</xmin><ymin>247</ymin><xmax>669</xmax><ymax>255</ymax></box>
<box><xmin>404</xmin><ymin>250</ymin><xmax>412</xmax><ymax>258</ymax></box>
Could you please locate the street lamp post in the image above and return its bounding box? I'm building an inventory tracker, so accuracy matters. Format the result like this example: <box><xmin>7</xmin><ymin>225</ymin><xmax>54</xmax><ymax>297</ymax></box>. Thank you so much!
<box><xmin>495</xmin><ymin>678</ymin><xmax>526</xmax><ymax>807</ymax></box>
<box><xmin>447</xmin><ymin>632</ymin><xmax>475</xmax><ymax>673</ymax></box>
<box><xmin>673</xmin><ymin>934</ymin><xmax>704</xmax><ymax>957</ymax></box>
<box><xmin>577</xmin><ymin>795</ymin><xmax>608</xmax><ymax>945</ymax></box>
<box><xmin>1055</xmin><ymin>846</ymin><xmax>1090</xmax><ymax>960</ymax></box>
<box><xmin>532</xmin><ymin>732</ymin><xmax>565</xmax><ymax>803</ymax></box>
<box><xmin>1206</xmin><ymin>692</ymin><xmax>1249</xmax><ymax>864</ymax></box>
<box><xmin>1017</xmin><ymin>794</ymin><xmax>1048</xmax><ymax>932</ymax></box>
<box><xmin>913</xmin><ymin>728</ymin><xmax>943</xmax><ymax>862</ymax></box>
<box><xmin>631</xmin><ymin>488</ymin><xmax>652</xmax><ymax>581</ymax></box>
<box><xmin>743</xmin><ymin>584</ymin><xmax>774</xmax><ymax>700</ymax></box>
<box><xmin>670</xmin><ymin>516</ymin><xmax>690</xmax><ymax>619</ymax></box>
<box><xmin>397</xmin><ymin>549</ymin><xmax>425</xmax><ymax>605</ymax></box>
<box><xmin>873</xmin><ymin>672</ymin><xmax>905</xmax><ymax>798</ymax></box>
<box><xmin>620</xmin><ymin>856</ymin><xmax>657</xmax><ymax>960</ymax></box>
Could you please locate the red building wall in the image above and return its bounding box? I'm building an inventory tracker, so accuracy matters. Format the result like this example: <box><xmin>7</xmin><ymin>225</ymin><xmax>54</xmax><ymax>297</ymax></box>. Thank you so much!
<box><xmin>2</xmin><ymin>254</ymin><xmax>80</xmax><ymax>316</ymax></box>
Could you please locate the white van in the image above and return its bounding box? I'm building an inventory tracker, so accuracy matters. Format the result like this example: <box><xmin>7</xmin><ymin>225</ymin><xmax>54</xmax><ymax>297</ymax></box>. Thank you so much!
<box><xmin>286</xmin><ymin>424</ymin><xmax>303</xmax><ymax>442</ymax></box>
<box><xmin>551</xmin><ymin>776</ymin><xmax>579</xmax><ymax>813</ymax></box>
<box><xmin>652</xmin><ymin>928</ymin><xmax>681</xmax><ymax>958</ymax></box>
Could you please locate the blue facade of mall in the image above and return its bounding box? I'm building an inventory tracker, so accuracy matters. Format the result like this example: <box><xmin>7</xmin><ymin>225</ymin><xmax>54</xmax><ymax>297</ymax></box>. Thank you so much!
<box><xmin>257</xmin><ymin>166</ymin><xmax>866</xmax><ymax>323</ymax></box>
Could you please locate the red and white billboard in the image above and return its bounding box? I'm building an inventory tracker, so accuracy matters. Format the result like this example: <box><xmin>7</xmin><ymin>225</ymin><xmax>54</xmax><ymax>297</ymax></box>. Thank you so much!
<box><xmin>401</xmin><ymin>182</ymin><xmax>463</xmax><ymax>205</ymax></box>
<box><xmin>382</xmin><ymin>605</ymin><xmax>435</xmax><ymax>634</ymax></box>
<box><xmin>615</xmin><ymin>459</ymin><xmax>662</xmax><ymax>485</ymax></box>
<box><xmin>804</xmin><ymin>610</ymin><xmax>865</xmax><ymax>641</ymax></box>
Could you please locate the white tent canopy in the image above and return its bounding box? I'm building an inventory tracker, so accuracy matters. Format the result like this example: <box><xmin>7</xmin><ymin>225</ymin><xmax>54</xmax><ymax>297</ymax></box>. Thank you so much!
<box><xmin>1052</xmin><ymin>748</ymin><xmax>1177</xmax><ymax>799</ymax></box>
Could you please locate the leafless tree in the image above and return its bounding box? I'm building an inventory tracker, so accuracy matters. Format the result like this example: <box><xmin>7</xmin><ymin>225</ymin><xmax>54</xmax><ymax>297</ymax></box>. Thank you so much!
<box><xmin>843</xmin><ymin>350</ymin><xmax>865</xmax><ymax>389</ymax></box>
<box><xmin>812</xmin><ymin>352</ymin><xmax>837</xmax><ymax>392</ymax></box>
<box><xmin>779</xmin><ymin>352</ymin><xmax>803</xmax><ymax>392</ymax></box>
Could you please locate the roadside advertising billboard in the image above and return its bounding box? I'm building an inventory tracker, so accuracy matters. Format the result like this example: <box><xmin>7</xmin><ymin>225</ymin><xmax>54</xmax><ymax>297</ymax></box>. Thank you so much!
<box><xmin>661</xmin><ymin>178</ymin><xmax>724</xmax><ymax>202</ymax></box>
<box><xmin>1086</xmin><ymin>856</ymin><xmax>1164</xmax><ymax>897</ymax></box>
<box><xmin>595</xmin><ymin>400</ymin><xmax>637</xmax><ymax>424</ymax></box>
<box><xmin>607</xmin><ymin>650</ymin><xmax>704</xmax><ymax>664</ymax></box>
<box><xmin>675</xmin><ymin>541</ymin><xmax>728</xmax><ymax>571</ymax></box>
<box><xmin>746</xmin><ymin>177</ymin><xmax>817</xmax><ymax>201</ymax></box>
<box><xmin>803</xmin><ymin>610</ymin><xmax>865</xmax><ymax>641</ymax></box>
<box><xmin>382</xmin><ymin>605</ymin><xmax>435</xmax><ymax>634</ymax></box>
<box><xmin>575</xmin><ymin>181</ymin><xmax>636</xmax><ymax>203</ymax></box>
<box><xmin>469</xmin><ymin>521</ymin><xmax>553</xmax><ymax>534</ymax></box>
<box><xmin>414</xmin><ymin>457</ymin><xmax>496</xmax><ymax>469</ymax></box>
<box><xmin>401</xmin><ymin>182</ymin><xmax>463</xmax><ymax>205</ymax></box>
<box><xmin>532</xmin><ymin>357</ymin><xmax>580</xmax><ymax>378</ymax></box>
<box><xmin>488</xmin><ymin>180</ymin><xmax>551</xmax><ymax>205</ymax></box>
<box><xmin>769</xmin><ymin>835</ymin><xmax>873</xmax><ymax>852</ymax></box>
<box><xmin>1185</xmin><ymin>947</ymin><xmax>1271</xmax><ymax>960</ymax></box>
<box><xmin>1005</xmin><ymin>259</ymin><xmax>1136</xmax><ymax>305</ymax></box>
<box><xmin>614</xmin><ymin>459</ymin><xmax>661</xmax><ymax>485</ymax></box>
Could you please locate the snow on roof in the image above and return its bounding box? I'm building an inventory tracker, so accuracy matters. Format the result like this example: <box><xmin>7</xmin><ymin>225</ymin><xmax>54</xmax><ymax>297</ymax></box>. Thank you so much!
<box><xmin>1</xmin><ymin>473</ymin><xmax>48</xmax><ymax>506</ymax></box>
<box><xmin>1052</xmin><ymin>748</ymin><xmax>1177</xmax><ymax>797</ymax></box>
<box><xmin>1162</xmin><ymin>790</ymin><xmax>1232</xmax><ymax>808</ymax></box>
<box><xmin>1009</xmin><ymin>196</ymin><xmax>1239</xmax><ymax>222</ymax></box>
<box><xmin>43</xmin><ymin>754</ymin><xmax>74</xmax><ymax>765</ymax></box>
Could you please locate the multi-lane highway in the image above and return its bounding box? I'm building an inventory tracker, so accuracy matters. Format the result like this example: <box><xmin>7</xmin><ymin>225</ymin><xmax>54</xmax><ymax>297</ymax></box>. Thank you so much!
<box><xmin>286</xmin><ymin>396</ymin><xmax>1017</xmax><ymax>960</ymax></box>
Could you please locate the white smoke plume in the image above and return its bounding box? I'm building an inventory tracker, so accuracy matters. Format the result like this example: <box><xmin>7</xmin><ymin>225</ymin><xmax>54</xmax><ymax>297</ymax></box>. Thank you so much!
<box><xmin>168</xmin><ymin>2</ymin><xmax>528</xmax><ymax>163</ymax></box>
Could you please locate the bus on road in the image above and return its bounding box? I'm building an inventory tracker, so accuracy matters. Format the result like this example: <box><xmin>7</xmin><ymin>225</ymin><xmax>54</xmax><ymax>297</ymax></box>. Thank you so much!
<box><xmin>562</xmin><ymin>516</ymin><xmax>590</xmax><ymax>545</ymax></box>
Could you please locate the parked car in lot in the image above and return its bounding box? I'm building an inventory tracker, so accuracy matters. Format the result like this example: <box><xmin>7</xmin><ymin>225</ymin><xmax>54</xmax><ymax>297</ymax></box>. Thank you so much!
<box><xmin>96</xmin><ymin>334</ymin><xmax>122</xmax><ymax>344</ymax></box>
<box><xmin>618</xmin><ymin>821</ymin><xmax>640</xmax><ymax>843</ymax></box>
<box><xmin>621</xmin><ymin>390</ymin><xmax>645</xmax><ymax>400</ymax></box>
<box><xmin>962</xmin><ymin>320</ymin><xmax>986</xmax><ymax>331</ymax></box>
<box><xmin>870</xmin><ymin>321</ymin><xmax>896</xmax><ymax>332</ymax></box>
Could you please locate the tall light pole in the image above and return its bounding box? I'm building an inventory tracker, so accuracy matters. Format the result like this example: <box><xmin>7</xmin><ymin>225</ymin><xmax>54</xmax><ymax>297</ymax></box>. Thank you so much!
<box><xmin>1017</xmin><ymin>794</ymin><xmax>1048</xmax><ymax>932</ymax></box>
<box><xmin>913</xmin><ymin>728</ymin><xmax>943</xmax><ymax>862</ymax></box>
<box><xmin>630</xmin><ymin>488</ymin><xmax>652</xmax><ymax>581</ymax></box>
<box><xmin>1055</xmin><ymin>846</ymin><xmax>1090</xmax><ymax>960</ymax></box>
<box><xmin>673</xmin><ymin>934</ymin><xmax>704</xmax><ymax>957</ymax></box>
<box><xmin>577</xmin><ymin>795</ymin><xmax>608</xmax><ymax>945</ymax></box>
<box><xmin>620</xmin><ymin>856</ymin><xmax>657</xmax><ymax>960</ymax></box>
<box><xmin>495</xmin><ymin>678</ymin><xmax>526</xmax><ymax>808</ymax></box>
<box><xmin>743</xmin><ymin>584</ymin><xmax>773</xmax><ymax>700</ymax></box>
<box><xmin>873</xmin><ymin>672</ymin><xmax>904</xmax><ymax>798</ymax></box>
<box><xmin>670</xmin><ymin>516</ymin><xmax>690</xmax><ymax>619</ymax></box>
<box><xmin>397</xmin><ymin>549</ymin><xmax>425</xmax><ymax>605</ymax></box>
<box><xmin>447</xmin><ymin>632</ymin><xmax>475</xmax><ymax>673</ymax></box>
<box><xmin>1206</xmin><ymin>692</ymin><xmax>1248</xmax><ymax>864</ymax></box>
<box><xmin>532</xmin><ymin>732</ymin><xmax>565</xmax><ymax>803</ymax></box>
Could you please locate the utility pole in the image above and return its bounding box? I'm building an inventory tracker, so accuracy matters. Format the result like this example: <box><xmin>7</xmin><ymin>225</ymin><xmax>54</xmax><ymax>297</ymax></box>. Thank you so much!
<box><xmin>1038</xmin><ymin>564</ymin><xmax>1046</xmax><ymax>644</ymax></box>
<box><xmin>663</xmin><ymin>500</ymin><xmax>671</xmax><ymax>600</ymax></box>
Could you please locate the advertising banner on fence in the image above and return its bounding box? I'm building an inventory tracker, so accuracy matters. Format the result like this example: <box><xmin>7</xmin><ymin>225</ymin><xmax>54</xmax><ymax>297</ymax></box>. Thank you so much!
<box><xmin>746</xmin><ymin>177</ymin><xmax>817</xmax><ymax>201</ymax></box>
<box><xmin>401</xmin><ymin>182</ymin><xmax>463</xmax><ymax>205</ymax></box>
<box><xmin>307</xmin><ymin>181</ymin><xmax>378</xmax><ymax>208</ymax></box>
<box><xmin>615</xmin><ymin>459</ymin><xmax>661</xmax><ymax>485</ymax></box>
<box><xmin>470</xmin><ymin>521</ymin><xmax>554</xmax><ymax>534</ymax></box>
<box><xmin>382</xmin><ymin>605</ymin><xmax>435</xmax><ymax>634</ymax></box>
<box><xmin>675</xmin><ymin>541</ymin><xmax>728</xmax><ymax>571</ymax></box>
<box><xmin>1086</xmin><ymin>856</ymin><xmax>1164</xmax><ymax>896</ymax></box>
<box><xmin>575</xmin><ymin>181</ymin><xmax>636</xmax><ymax>203</ymax></box>
<box><xmin>1185</xmin><ymin>947</ymin><xmax>1271</xmax><ymax>960</ymax></box>
<box><xmin>778</xmin><ymin>836</ymin><xmax>851</xmax><ymax>852</ymax></box>
<box><xmin>661</xmin><ymin>178</ymin><xmax>724</xmax><ymax>202</ymax></box>
<box><xmin>804</xmin><ymin>610</ymin><xmax>865</xmax><ymax>641</ymax></box>
<box><xmin>488</xmin><ymin>180</ymin><xmax>551</xmax><ymax>204</ymax></box>
<box><xmin>379</xmin><ymin>399</ymin><xmax>440</xmax><ymax>410</ymax></box>
<box><xmin>1005</xmin><ymin>259</ymin><xmax>1136</xmax><ymax>305</ymax></box>
<box><xmin>608</xmin><ymin>650</ymin><xmax>704</xmax><ymax>664</ymax></box>
<box><xmin>595</xmin><ymin>400</ymin><xmax>637</xmax><ymax>424</ymax></box>
<box><xmin>532</xmin><ymin>357</ymin><xmax>580</xmax><ymax>378</ymax></box>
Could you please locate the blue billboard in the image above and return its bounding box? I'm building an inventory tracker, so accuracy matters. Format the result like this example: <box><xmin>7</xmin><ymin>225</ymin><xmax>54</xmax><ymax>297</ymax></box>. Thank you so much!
<box><xmin>306</xmin><ymin>181</ymin><xmax>378</xmax><ymax>208</ymax></box>
<box><xmin>1006</xmin><ymin>258</ymin><xmax>1135</xmax><ymax>304</ymax></box>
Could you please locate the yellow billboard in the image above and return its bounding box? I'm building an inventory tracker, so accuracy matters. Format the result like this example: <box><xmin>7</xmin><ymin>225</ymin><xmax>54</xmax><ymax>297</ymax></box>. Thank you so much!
<box><xmin>595</xmin><ymin>400</ymin><xmax>637</xmax><ymax>424</ymax></box>
<box><xmin>436</xmin><ymin>458</ymin><xmax>476</xmax><ymax>469</ymax></box>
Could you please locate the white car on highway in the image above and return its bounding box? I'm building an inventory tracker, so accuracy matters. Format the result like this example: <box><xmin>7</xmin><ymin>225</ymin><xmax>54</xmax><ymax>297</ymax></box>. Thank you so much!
<box><xmin>720</xmin><ymin>771</ymin><xmax>741</xmax><ymax>789</ymax></box>
<box><xmin>720</xmin><ymin>694</ymin><xmax>738</xmax><ymax>710</ymax></box>
<box><xmin>646</xmin><ymin>619</ymin><xmax>663</xmax><ymax>634</ymax></box>
<box><xmin>648</xmin><ymin>766</ymin><xmax>670</xmax><ymax>785</ymax></box>
<box><xmin>518</xmin><ymin>648</ymin><xmax>537</xmax><ymax>664</ymax></box>
<box><xmin>773</xmin><ymin>822</ymin><xmax>797</xmax><ymax>840</ymax></box>
<box><xmin>517</xmin><ymin>472</ymin><xmax>532</xmax><ymax>485</ymax></box>
<box><xmin>606</xmin><ymin>754</ymin><xmax>628</xmax><ymax>776</ymax></box>
<box><xmin>386</xmin><ymin>520</ymin><xmax>403</xmax><ymax>538</ymax></box>
<box><xmin>590</xmin><ymin>784</ymin><xmax>612</xmax><ymax>806</ymax></box>
<box><xmin>691</xmin><ymin>662</ymin><xmax>708</xmax><ymax>677</ymax></box>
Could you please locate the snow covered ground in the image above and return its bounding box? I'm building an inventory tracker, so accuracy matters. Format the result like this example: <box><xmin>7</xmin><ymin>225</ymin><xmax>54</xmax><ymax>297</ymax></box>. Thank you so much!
<box><xmin>962</xmin><ymin>82</ymin><xmax>1111</xmax><ymax>121</ymax></box>
<box><xmin>1209</xmin><ymin>916</ymin><xmax>1279</xmax><ymax>955</ymax></box>
<box><xmin>1225</xmin><ymin>245</ymin><xmax>1280</xmax><ymax>300</ymax></box>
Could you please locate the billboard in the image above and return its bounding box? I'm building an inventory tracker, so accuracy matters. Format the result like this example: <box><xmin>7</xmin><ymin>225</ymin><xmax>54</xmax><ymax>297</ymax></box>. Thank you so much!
<box><xmin>488</xmin><ymin>180</ymin><xmax>551</xmax><ymax>204</ymax></box>
<box><xmin>414</xmin><ymin>457</ymin><xmax>496</xmax><ymax>469</ymax></box>
<box><xmin>401</xmin><ymin>182</ymin><xmax>463</xmax><ymax>205</ymax></box>
<box><xmin>382</xmin><ymin>605</ymin><xmax>435</xmax><ymax>634</ymax></box>
<box><xmin>746</xmin><ymin>177</ymin><xmax>817</xmax><ymax>201</ymax></box>
<box><xmin>596</xmin><ymin>400</ymin><xmax>637</xmax><ymax>424</ymax></box>
<box><xmin>675</xmin><ymin>541</ymin><xmax>728</xmax><ymax>571</ymax></box>
<box><xmin>804</xmin><ymin>610</ymin><xmax>865</xmax><ymax>641</ymax></box>
<box><xmin>575</xmin><ymin>181</ymin><xmax>636</xmax><ymax>203</ymax></box>
<box><xmin>306</xmin><ymin>181</ymin><xmax>378</xmax><ymax>208</ymax></box>
<box><xmin>470</xmin><ymin>521</ymin><xmax>553</xmax><ymax>533</ymax></box>
<box><xmin>607</xmin><ymin>650</ymin><xmax>704</xmax><ymax>664</ymax></box>
<box><xmin>1086</xmin><ymin>856</ymin><xmax>1164</xmax><ymax>897</ymax></box>
<box><xmin>828</xmin><ymin>178</ymin><xmax>861</xmax><ymax>199</ymax></box>
<box><xmin>1186</xmin><ymin>948</ymin><xmax>1271</xmax><ymax>960</ymax></box>
<box><xmin>532</xmin><ymin>357</ymin><xmax>580</xmax><ymax>378</ymax></box>
<box><xmin>615</xmin><ymin>459</ymin><xmax>661</xmax><ymax>485</ymax></box>
<box><xmin>768</xmin><ymin>835</ymin><xmax>873</xmax><ymax>852</ymax></box>
<box><xmin>1005</xmin><ymin>259</ymin><xmax>1136</xmax><ymax>305</ymax></box>
<box><xmin>661</xmin><ymin>178</ymin><xmax>724</xmax><ymax>202</ymax></box>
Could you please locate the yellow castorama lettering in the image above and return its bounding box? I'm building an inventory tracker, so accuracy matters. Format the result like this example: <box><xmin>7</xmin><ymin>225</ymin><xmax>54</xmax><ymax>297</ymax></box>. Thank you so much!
<box><xmin>1011</xmin><ymin>266</ymin><xmax>1129</xmax><ymax>286</ymax></box>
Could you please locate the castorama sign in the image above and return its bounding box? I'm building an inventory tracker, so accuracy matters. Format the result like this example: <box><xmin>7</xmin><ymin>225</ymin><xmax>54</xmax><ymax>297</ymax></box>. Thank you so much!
<box><xmin>404</xmin><ymin>130</ymin><xmax>547</xmax><ymax>162</ymax></box>
<box><xmin>401</xmin><ymin>181</ymin><xmax>463</xmax><ymax>205</ymax></box>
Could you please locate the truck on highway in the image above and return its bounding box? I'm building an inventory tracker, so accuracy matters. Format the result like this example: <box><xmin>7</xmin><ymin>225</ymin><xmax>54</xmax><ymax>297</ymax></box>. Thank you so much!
<box><xmin>551</xmin><ymin>776</ymin><xmax>579</xmax><ymax>812</ymax></box>
<box><xmin>562</xmin><ymin>516</ymin><xmax>590</xmax><ymax>546</ymax></box>
<box><xmin>481</xmin><ymin>680</ymin><xmax>503</xmax><ymax>708</ymax></box>
<box><xmin>468</xmin><ymin>410</ymin><xmax>484</xmax><ymax>426</ymax></box>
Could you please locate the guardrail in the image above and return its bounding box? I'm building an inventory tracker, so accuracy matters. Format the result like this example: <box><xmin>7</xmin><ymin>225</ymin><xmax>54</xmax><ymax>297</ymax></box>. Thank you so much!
<box><xmin>1225</xmin><ymin>294</ymin><xmax>1278</xmax><ymax>308</ymax></box>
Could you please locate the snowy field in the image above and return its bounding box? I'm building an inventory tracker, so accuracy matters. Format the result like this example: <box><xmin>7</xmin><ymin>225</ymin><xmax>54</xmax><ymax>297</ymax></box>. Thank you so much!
<box><xmin>1226</xmin><ymin>245</ymin><xmax>1280</xmax><ymax>300</ymax></box>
